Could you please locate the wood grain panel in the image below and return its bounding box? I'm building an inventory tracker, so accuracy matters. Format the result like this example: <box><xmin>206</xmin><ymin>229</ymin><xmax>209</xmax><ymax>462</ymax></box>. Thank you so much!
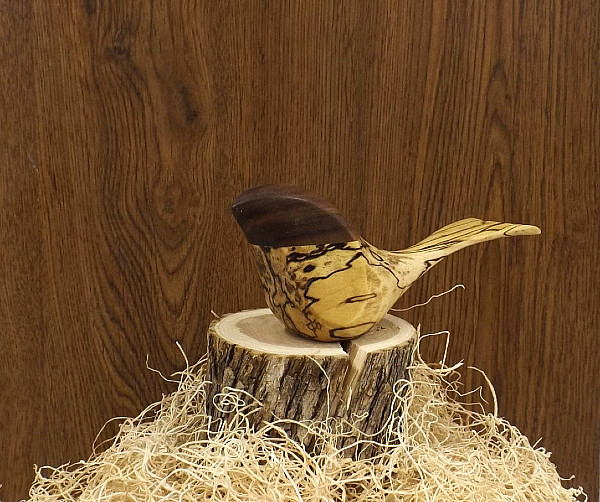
<box><xmin>0</xmin><ymin>1</ymin><xmax>597</xmax><ymax>500</ymax></box>
<box><xmin>0</xmin><ymin>2</ymin><xmax>48</xmax><ymax>499</ymax></box>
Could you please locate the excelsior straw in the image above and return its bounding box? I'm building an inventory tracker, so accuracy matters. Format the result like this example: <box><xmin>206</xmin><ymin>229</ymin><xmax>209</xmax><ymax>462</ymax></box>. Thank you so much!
<box><xmin>27</xmin><ymin>334</ymin><xmax>586</xmax><ymax>501</ymax></box>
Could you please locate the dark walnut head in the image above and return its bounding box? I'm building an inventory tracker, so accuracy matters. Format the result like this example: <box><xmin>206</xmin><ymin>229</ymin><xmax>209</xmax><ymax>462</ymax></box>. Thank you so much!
<box><xmin>231</xmin><ymin>184</ymin><xmax>360</xmax><ymax>247</ymax></box>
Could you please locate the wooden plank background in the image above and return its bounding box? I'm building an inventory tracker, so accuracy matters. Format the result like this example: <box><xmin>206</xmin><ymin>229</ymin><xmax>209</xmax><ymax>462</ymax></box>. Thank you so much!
<box><xmin>1</xmin><ymin>1</ymin><xmax>598</xmax><ymax>500</ymax></box>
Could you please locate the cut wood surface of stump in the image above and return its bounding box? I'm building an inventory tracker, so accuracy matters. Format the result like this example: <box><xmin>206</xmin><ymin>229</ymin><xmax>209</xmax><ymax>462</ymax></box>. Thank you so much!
<box><xmin>206</xmin><ymin>309</ymin><xmax>417</xmax><ymax>447</ymax></box>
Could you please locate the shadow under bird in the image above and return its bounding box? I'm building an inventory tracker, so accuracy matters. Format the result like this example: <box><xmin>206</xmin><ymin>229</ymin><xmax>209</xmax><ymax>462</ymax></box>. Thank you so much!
<box><xmin>232</xmin><ymin>184</ymin><xmax>541</xmax><ymax>342</ymax></box>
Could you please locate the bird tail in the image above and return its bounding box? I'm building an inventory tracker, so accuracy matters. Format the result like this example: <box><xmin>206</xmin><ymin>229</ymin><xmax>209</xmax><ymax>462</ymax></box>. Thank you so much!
<box><xmin>400</xmin><ymin>218</ymin><xmax>541</xmax><ymax>261</ymax></box>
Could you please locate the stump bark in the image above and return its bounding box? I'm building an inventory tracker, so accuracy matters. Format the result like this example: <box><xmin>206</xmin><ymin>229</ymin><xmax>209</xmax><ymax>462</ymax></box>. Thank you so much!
<box><xmin>205</xmin><ymin>308</ymin><xmax>417</xmax><ymax>448</ymax></box>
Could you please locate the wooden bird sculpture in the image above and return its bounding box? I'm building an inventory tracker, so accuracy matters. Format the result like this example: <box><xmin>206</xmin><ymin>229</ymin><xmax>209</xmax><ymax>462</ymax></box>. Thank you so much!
<box><xmin>232</xmin><ymin>184</ymin><xmax>541</xmax><ymax>342</ymax></box>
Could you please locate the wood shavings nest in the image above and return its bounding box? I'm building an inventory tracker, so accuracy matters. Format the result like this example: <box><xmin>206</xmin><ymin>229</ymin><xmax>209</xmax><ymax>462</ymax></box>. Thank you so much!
<box><xmin>26</xmin><ymin>336</ymin><xmax>586</xmax><ymax>501</ymax></box>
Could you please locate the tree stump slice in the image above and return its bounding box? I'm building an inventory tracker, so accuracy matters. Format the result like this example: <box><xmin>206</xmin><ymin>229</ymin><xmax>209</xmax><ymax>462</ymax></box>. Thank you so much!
<box><xmin>205</xmin><ymin>309</ymin><xmax>417</xmax><ymax>448</ymax></box>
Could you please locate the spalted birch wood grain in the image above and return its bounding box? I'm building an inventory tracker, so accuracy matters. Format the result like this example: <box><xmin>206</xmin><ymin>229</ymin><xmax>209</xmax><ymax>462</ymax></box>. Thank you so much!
<box><xmin>233</xmin><ymin>186</ymin><xmax>540</xmax><ymax>341</ymax></box>
<box><xmin>205</xmin><ymin>309</ymin><xmax>416</xmax><ymax>447</ymax></box>
<box><xmin>0</xmin><ymin>1</ymin><xmax>598</xmax><ymax>500</ymax></box>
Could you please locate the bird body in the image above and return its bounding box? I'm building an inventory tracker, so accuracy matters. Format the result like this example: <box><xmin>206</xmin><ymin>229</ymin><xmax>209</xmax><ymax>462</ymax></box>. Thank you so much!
<box><xmin>233</xmin><ymin>185</ymin><xmax>540</xmax><ymax>342</ymax></box>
